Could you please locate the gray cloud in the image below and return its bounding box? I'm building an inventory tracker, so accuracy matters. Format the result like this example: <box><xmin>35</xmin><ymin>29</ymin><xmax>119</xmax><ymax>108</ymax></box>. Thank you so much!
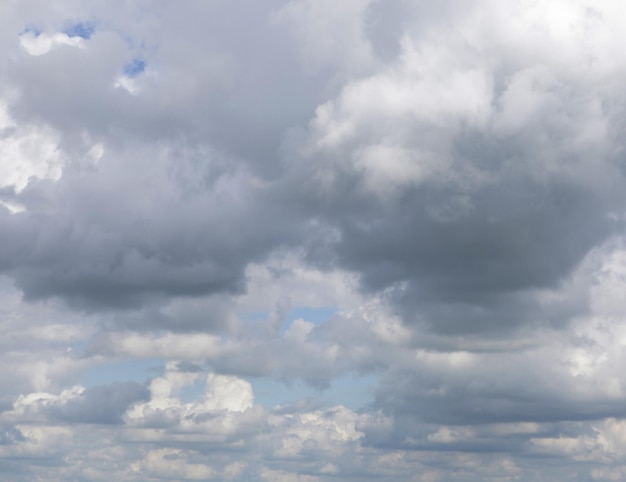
<box><xmin>48</xmin><ymin>382</ymin><xmax>150</xmax><ymax>425</ymax></box>
<box><xmin>3</xmin><ymin>1</ymin><xmax>626</xmax><ymax>481</ymax></box>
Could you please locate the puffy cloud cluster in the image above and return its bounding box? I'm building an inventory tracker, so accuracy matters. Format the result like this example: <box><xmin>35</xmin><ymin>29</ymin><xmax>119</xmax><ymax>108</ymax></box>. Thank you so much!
<box><xmin>2</xmin><ymin>0</ymin><xmax>626</xmax><ymax>480</ymax></box>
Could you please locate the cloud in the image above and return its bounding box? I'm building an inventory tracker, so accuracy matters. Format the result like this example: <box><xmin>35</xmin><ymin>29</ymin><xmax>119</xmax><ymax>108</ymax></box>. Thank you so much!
<box><xmin>6</xmin><ymin>382</ymin><xmax>149</xmax><ymax>425</ymax></box>
<box><xmin>51</xmin><ymin>382</ymin><xmax>150</xmax><ymax>424</ymax></box>
<box><xmin>130</xmin><ymin>448</ymin><xmax>216</xmax><ymax>481</ymax></box>
<box><xmin>3</xmin><ymin>1</ymin><xmax>626</xmax><ymax>481</ymax></box>
<box><xmin>287</xmin><ymin>3</ymin><xmax>626</xmax><ymax>334</ymax></box>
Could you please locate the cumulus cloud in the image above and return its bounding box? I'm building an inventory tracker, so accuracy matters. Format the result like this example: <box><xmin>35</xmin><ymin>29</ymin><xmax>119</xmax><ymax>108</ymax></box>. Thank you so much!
<box><xmin>288</xmin><ymin>0</ymin><xmax>626</xmax><ymax>336</ymax></box>
<box><xmin>2</xmin><ymin>0</ymin><xmax>626</xmax><ymax>481</ymax></box>
<box><xmin>6</xmin><ymin>382</ymin><xmax>149</xmax><ymax>425</ymax></box>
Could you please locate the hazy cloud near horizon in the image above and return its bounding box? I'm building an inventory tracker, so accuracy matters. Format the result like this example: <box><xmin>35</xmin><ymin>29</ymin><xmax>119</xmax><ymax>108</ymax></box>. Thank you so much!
<box><xmin>3</xmin><ymin>1</ymin><xmax>626</xmax><ymax>480</ymax></box>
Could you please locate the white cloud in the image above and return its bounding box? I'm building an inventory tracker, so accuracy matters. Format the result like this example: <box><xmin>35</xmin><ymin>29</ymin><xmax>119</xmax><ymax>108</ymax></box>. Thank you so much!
<box><xmin>19</xmin><ymin>31</ymin><xmax>85</xmax><ymax>56</ymax></box>
<box><xmin>0</xmin><ymin>100</ymin><xmax>64</xmax><ymax>194</ymax></box>
<box><xmin>126</xmin><ymin>369</ymin><xmax>256</xmax><ymax>438</ymax></box>
<box><xmin>260</xmin><ymin>468</ymin><xmax>320</xmax><ymax>482</ymax></box>
<box><xmin>130</xmin><ymin>448</ymin><xmax>215</xmax><ymax>481</ymax></box>
<box><xmin>267</xmin><ymin>405</ymin><xmax>365</xmax><ymax>458</ymax></box>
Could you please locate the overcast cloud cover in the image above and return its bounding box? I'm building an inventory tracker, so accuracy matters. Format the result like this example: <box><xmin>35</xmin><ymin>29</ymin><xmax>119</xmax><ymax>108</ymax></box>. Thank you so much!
<box><xmin>3</xmin><ymin>0</ymin><xmax>626</xmax><ymax>480</ymax></box>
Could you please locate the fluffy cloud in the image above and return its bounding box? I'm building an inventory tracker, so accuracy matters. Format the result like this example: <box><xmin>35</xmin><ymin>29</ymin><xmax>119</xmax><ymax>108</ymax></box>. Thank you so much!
<box><xmin>289</xmin><ymin>0</ymin><xmax>626</xmax><ymax>336</ymax></box>
<box><xmin>2</xmin><ymin>0</ymin><xmax>626</xmax><ymax>481</ymax></box>
<box><xmin>6</xmin><ymin>382</ymin><xmax>149</xmax><ymax>425</ymax></box>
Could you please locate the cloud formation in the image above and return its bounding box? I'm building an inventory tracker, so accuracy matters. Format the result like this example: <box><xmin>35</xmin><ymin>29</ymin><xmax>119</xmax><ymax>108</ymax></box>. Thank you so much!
<box><xmin>2</xmin><ymin>0</ymin><xmax>626</xmax><ymax>480</ymax></box>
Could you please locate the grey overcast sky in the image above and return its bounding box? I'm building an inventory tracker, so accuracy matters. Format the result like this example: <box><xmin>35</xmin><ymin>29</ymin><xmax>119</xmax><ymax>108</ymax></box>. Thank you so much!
<box><xmin>2</xmin><ymin>1</ymin><xmax>626</xmax><ymax>480</ymax></box>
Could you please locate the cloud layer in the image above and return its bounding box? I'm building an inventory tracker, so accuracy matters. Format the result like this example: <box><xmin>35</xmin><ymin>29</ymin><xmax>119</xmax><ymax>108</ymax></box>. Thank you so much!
<box><xmin>2</xmin><ymin>0</ymin><xmax>626</xmax><ymax>480</ymax></box>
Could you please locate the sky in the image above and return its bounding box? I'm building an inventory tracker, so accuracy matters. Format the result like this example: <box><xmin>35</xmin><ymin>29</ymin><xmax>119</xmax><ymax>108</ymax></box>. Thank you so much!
<box><xmin>2</xmin><ymin>0</ymin><xmax>626</xmax><ymax>481</ymax></box>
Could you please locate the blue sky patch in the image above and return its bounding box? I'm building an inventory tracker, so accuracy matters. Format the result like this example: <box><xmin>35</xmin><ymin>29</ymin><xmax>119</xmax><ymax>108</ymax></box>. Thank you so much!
<box><xmin>81</xmin><ymin>358</ymin><xmax>161</xmax><ymax>387</ymax></box>
<box><xmin>280</xmin><ymin>306</ymin><xmax>336</xmax><ymax>335</ymax></box>
<box><xmin>239</xmin><ymin>306</ymin><xmax>336</xmax><ymax>333</ymax></box>
<box><xmin>251</xmin><ymin>373</ymin><xmax>377</xmax><ymax>410</ymax></box>
<box><xmin>63</xmin><ymin>22</ymin><xmax>95</xmax><ymax>39</ymax></box>
<box><xmin>179</xmin><ymin>376</ymin><xmax>206</xmax><ymax>402</ymax></box>
<box><xmin>123</xmin><ymin>58</ymin><xmax>146</xmax><ymax>78</ymax></box>
<box><xmin>21</xmin><ymin>25</ymin><xmax>42</xmax><ymax>36</ymax></box>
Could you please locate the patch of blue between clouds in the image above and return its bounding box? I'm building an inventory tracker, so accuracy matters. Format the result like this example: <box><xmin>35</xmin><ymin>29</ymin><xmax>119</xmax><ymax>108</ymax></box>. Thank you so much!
<box><xmin>123</xmin><ymin>58</ymin><xmax>146</xmax><ymax>78</ymax></box>
<box><xmin>21</xmin><ymin>25</ymin><xmax>42</xmax><ymax>36</ymax></box>
<box><xmin>239</xmin><ymin>306</ymin><xmax>336</xmax><ymax>333</ymax></box>
<box><xmin>63</xmin><ymin>22</ymin><xmax>95</xmax><ymax>39</ymax></box>
<box><xmin>80</xmin><ymin>358</ymin><xmax>161</xmax><ymax>388</ymax></box>
<box><xmin>280</xmin><ymin>306</ymin><xmax>336</xmax><ymax>334</ymax></box>
<box><xmin>253</xmin><ymin>306</ymin><xmax>377</xmax><ymax>410</ymax></box>
<box><xmin>80</xmin><ymin>307</ymin><xmax>357</xmax><ymax>406</ymax></box>
<box><xmin>179</xmin><ymin>377</ymin><xmax>206</xmax><ymax>402</ymax></box>
<box><xmin>251</xmin><ymin>374</ymin><xmax>378</xmax><ymax>411</ymax></box>
<box><xmin>80</xmin><ymin>357</ymin><xmax>378</xmax><ymax>410</ymax></box>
